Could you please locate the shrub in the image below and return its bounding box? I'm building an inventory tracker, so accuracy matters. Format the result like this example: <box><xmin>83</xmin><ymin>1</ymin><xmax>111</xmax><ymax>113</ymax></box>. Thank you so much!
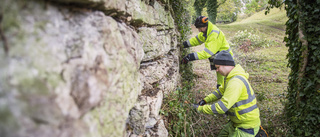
<box><xmin>230</xmin><ymin>29</ymin><xmax>275</xmax><ymax>51</ymax></box>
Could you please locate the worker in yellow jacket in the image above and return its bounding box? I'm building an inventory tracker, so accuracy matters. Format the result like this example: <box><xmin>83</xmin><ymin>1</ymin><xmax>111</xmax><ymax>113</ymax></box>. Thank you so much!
<box><xmin>194</xmin><ymin>50</ymin><xmax>262</xmax><ymax>137</ymax></box>
<box><xmin>181</xmin><ymin>16</ymin><xmax>233</xmax><ymax>89</ymax></box>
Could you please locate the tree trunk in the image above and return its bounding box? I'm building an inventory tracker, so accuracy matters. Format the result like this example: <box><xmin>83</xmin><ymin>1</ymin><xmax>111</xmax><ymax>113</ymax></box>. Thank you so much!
<box><xmin>295</xmin><ymin>0</ymin><xmax>308</xmax><ymax>107</ymax></box>
<box><xmin>207</xmin><ymin>0</ymin><xmax>218</xmax><ymax>24</ymax></box>
<box><xmin>194</xmin><ymin>0</ymin><xmax>207</xmax><ymax>17</ymax></box>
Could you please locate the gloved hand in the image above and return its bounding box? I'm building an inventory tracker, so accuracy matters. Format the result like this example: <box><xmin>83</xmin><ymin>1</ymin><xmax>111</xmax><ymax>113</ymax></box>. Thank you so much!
<box><xmin>198</xmin><ymin>100</ymin><xmax>206</xmax><ymax>106</ymax></box>
<box><xmin>192</xmin><ymin>104</ymin><xmax>199</xmax><ymax>110</ymax></box>
<box><xmin>182</xmin><ymin>41</ymin><xmax>189</xmax><ymax>48</ymax></box>
<box><xmin>181</xmin><ymin>55</ymin><xmax>190</xmax><ymax>64</ymax></box>
<box><xmin>181</xmin><ymin>53</ymin><xmax>196</xmax><ymax>64</ymax></box>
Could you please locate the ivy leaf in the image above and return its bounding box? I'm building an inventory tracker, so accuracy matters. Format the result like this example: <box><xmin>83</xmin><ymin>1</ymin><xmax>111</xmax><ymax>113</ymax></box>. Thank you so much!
<box><xmin>305</xmin><ymin>131</ymin><xmax>312</xmax><ymax>136</ymax></box>
<box><xmin>305</xmin><ymin>81</ymin><xmax>313</xmax><ymax>90</ymax></box>
<box><xmin>311</xmin><ymin>45</ymin><xmax>317</xmax><ymax>50</ymax></box>
<box><xmin>310</xmin><ymin>117</ymin><xmax>316</xmax><ymax>125</ymax></box>
<box><xmin>299</xmin><ymin>92</ymin><xmax>305</xmax><ymax>97</ymax></box>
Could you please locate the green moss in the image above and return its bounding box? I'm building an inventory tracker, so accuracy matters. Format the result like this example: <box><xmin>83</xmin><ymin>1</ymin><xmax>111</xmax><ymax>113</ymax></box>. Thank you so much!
<box><xmin>17</xmin><ymin>76</ymin><xmax>50</xmax><ymax>95</ymax></box>
<box><xmin>84</xmin><ymin>99</ymin><xmax>130</xmax><ymax>137</ymax></box>
<box><xmin>1</xmin><ymin>0</ymin><xmax>21</xmax><ymax>32</ymax></box>
<box><xmin>131</xmin><ymin>19</ymin><xmax>144</xmax><ymax>27</ymax></box>
<box><xmin>34</xmin><ymin>20</ymin><xmax>48</xmax><ymax>34</ymax></box>
<box><xmin>46</xmin><ymin>73</ymin><xmax>62</xmax><ymax>89</ymax></box>
<box><xmin>0</xmin><ymin>106</ymin><xmax>19</xmax><ymax>134</ymax></box>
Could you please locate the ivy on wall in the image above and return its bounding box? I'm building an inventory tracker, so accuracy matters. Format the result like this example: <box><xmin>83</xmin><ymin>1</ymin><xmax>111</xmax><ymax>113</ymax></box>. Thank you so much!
<box><xmin>169</xmin><ymin>0</ymin><xmax>193</xmax><ymax>80</ymax></box>
<box><xmin>267</xmin><ymin>0</ymin><xmax>320</xmax><ymax>136</ymax></box>
<box><xmin>162</xmin><ymin>1</ymin><xmax>198</xmax><ymax>136</ymax></box>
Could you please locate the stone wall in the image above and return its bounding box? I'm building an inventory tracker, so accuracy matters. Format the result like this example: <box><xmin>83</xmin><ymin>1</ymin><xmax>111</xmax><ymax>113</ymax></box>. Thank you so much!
<box><xmin>0</xmin><ymin>0</ymin><xmax>180</xmax><ymax>136</ymax></box>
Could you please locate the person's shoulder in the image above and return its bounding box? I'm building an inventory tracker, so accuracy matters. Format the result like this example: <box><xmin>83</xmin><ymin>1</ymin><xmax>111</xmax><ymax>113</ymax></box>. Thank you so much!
<box><xmin>225</xmin><ymin>78</ymin><xmax>244</xmax><ymax>91</ymax></box>
<box><xmin>208</xmin><ymin>21</ymin><xmax>218</xmax><ymax>28</ymax></box>
<box><xmin>229</xmin><ymin>76</ymin><xmax>246</xmax><ymax>85</ymax></box>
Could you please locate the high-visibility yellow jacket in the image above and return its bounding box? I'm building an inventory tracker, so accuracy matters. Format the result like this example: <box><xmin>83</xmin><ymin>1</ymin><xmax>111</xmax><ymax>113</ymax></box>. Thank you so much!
<box><xmin>184</xmin><ymin>21</ymin><xmax>233</xmax><ymax>66</ymax></box>
<box><xmin>197</xmin><ymin>64</ymin><xmax>261</xmax><ymax>129</ymax></box>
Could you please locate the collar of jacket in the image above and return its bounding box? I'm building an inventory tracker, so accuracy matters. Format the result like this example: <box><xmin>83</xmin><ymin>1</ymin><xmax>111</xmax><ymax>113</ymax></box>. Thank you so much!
<box><xmin>226</xmin><ymin>64</ymin><xmax>249</xmax><ymax>82</ymax></box>
<box><xmin>202</xmin><ymin>21</ymin><xmax>214</xmax><ymax>39</ymax></box>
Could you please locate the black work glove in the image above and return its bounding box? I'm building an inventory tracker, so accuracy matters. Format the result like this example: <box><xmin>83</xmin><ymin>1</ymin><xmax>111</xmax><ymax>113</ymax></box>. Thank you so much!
<box><xmin>216</xmin><ymin>84</ymin><xmax>221</xmax><ymax>89</ymax></box>
<box><xmin>182</xmin><ymin>41</ymin><xmax>189</xmax><ymax>48</ymax></box>
<box><xmin>198</xmin><ymin>100</ymin><xmax>206</xmax><ymax>106</ymax></box>
<box><xmin>181</xmin><ymin>53</ymin><xmax>196</xmax><ymax>64</ymax></box>
<box><xmin>181</xmin><ymin>55</ymin><xmax>190</xmax><ymax>64</ymax></box>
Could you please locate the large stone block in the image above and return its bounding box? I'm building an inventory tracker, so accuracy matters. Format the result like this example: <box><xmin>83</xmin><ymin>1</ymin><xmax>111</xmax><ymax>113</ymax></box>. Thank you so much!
<box><xmin>140</xmin><ymin>58</ymin><xmax>171</xmax><ymax>88</ymax></box>
<box><xmin>139</xmin><ymin>27</ymin><xmax>172</xmax><ymax>61</ymax></box>
<box><xmin>127</xmin><ymin>90</ymin><xmax>164</xmax><ymax>136</ymax></box>
<box><xmin>47</xmin><ymin>0</ymin><xmax>175</xmax><ymax>28</ymax></box>
<box><xmin>126</xmin><ymin>0</ymin><xmax>174</xmax><ymax>27</ymax></box>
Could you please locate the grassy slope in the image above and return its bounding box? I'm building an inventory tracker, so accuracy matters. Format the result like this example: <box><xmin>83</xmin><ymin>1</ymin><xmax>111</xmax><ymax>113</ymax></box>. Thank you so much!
<box><xmin>191</xmin><ymin>8</ymin><xmax>289</xmax><ymax>136</ymax></box>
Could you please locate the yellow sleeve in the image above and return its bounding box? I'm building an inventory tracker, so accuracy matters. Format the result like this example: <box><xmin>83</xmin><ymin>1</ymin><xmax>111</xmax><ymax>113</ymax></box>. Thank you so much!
<box><xmin>204</xmin><ymin>89</ymin><xmax>223</xmax><ymax>103</ymax></box>
<box><xmin>195</xmin><ymin>34</ymin><xmax>221</xmax><ymax>60</ymax></box>
<box><xmin>198</xmin><ymin>80</ymin><xmax>243</xmax><ymax>115</ymax></box>
<box><xmin>186</xmin><ymin>32</ymin><xmax>206</xmax><ymax>47</ymax></box>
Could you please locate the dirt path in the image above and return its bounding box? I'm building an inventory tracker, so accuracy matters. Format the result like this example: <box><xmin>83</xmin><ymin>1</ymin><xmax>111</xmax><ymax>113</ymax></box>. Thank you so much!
<box><xmin>189</xmin><ymin>26</ymin><xmax>217</xmax><ymax>100</ymax></box>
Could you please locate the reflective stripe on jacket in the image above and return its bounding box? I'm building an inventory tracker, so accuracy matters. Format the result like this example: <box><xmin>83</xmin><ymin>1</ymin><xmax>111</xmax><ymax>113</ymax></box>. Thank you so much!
<box><xmin>185</xmin><ymin>21</ymin><xmax>233</xmax><ymax>61</ymax></box>
<box><xmin>198</xmin><ymin>65</ymin><xmax>260</xmax><ymax>129</ymax></box>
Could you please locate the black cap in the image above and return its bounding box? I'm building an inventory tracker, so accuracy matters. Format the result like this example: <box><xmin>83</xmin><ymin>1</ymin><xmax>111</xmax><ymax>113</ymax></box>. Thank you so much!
<box><xmin>213</xmin><ymin>50</ymin><xmax>235</xmax><ymax>66</ymax></box>
<box><xmin>194</xmin><ymin>16</ymin><xmax>208</xmax><ymax>28</ymax></box>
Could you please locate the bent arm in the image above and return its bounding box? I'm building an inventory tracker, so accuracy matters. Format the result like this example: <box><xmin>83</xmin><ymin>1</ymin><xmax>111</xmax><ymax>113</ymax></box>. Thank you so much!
<box><xmin>198</xmin><ymin>81</ymin><xmax>243</xmax><ymax>115</ymax></box>
<box><xmin>183</xmin><ymin>32</ymin><xmax>206</xmax><ymax>48</ymax></box>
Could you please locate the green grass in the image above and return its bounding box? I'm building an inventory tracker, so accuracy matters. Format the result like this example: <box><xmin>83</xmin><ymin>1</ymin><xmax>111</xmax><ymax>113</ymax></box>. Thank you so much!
<box><xmin>220</xmin><ymin>8</ymin><xmax>287</xmax><ymax>43</ymax></box>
